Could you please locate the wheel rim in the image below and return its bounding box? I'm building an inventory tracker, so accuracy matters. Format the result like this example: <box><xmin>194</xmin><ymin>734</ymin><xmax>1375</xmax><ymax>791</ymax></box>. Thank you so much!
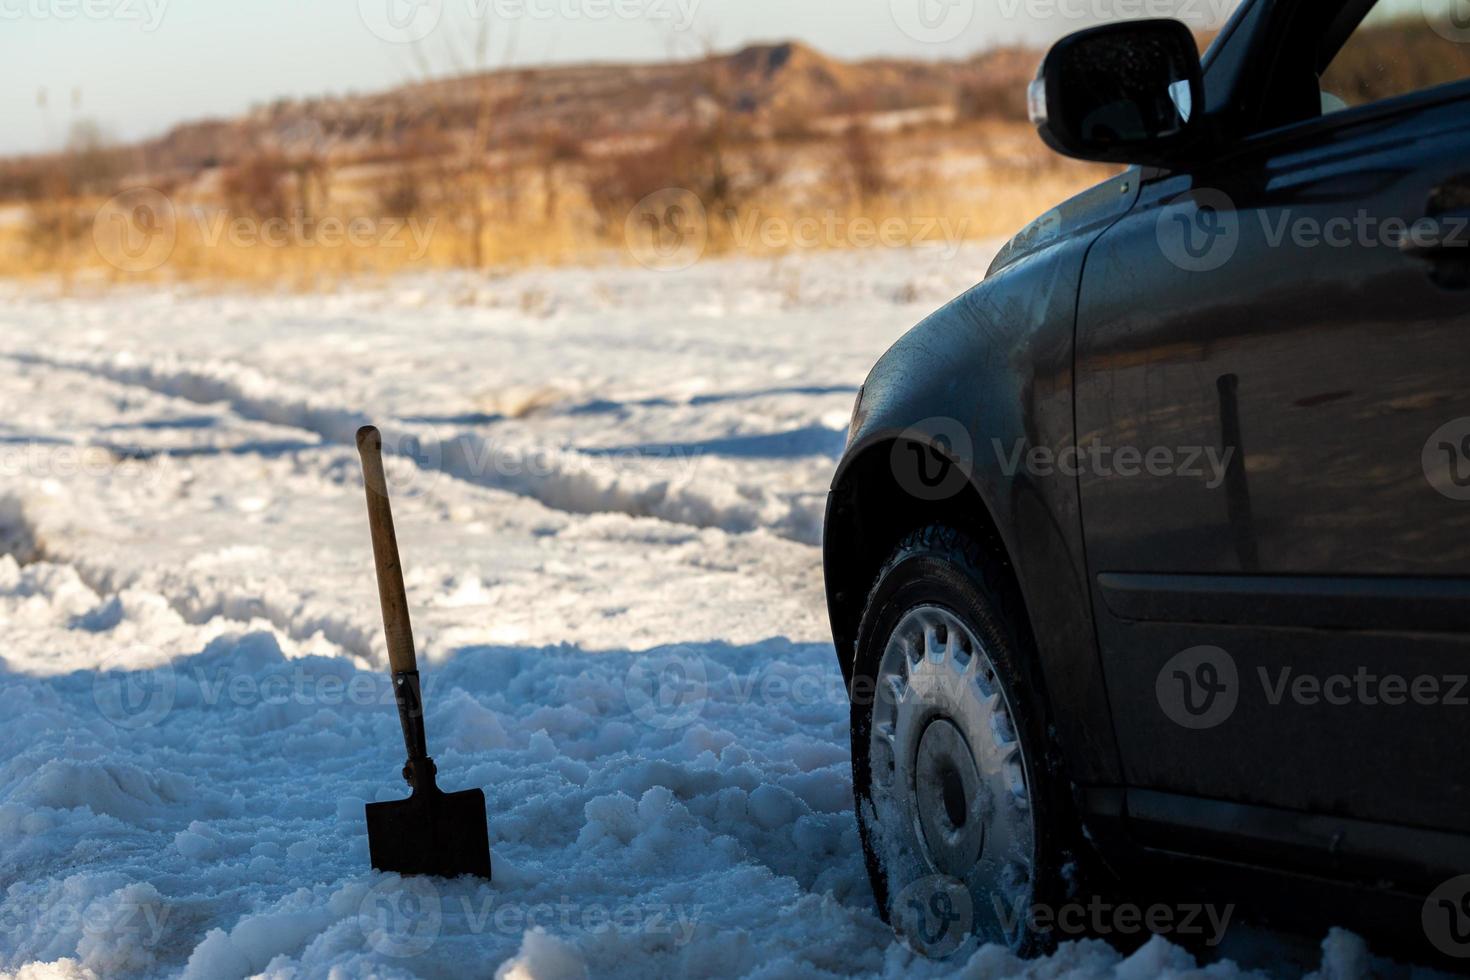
<box><xmin>868</xmin><ymin>604</ymin><xmax>1036</xmax><ymax>950</ymax></box>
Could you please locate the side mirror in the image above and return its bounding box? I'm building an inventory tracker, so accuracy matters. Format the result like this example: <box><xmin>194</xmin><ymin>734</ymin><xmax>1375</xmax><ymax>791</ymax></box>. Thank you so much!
<box><xmin>1029</xmin><ymin>19</ymin><xmax>1204</xmax><ymax>167</ymax></box>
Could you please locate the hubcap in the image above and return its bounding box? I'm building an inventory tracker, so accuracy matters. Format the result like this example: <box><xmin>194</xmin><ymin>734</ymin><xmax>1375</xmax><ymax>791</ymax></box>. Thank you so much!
<box><xmin>868</xmin><ymin>605</ymin><xmax>1036</xmax><ymax>949</ymax></box>
<box><xmin>914</xmin><ymin>718</ymin><xmax>985</xmax><ymax>876</ymax></box>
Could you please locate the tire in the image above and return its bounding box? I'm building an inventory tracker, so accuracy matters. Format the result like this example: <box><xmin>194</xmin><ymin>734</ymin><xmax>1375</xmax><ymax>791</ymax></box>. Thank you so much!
<box><xmin>850</xmin><ymin>524</ymin><xmax>1073</xmax><ymax>959</ymax></box>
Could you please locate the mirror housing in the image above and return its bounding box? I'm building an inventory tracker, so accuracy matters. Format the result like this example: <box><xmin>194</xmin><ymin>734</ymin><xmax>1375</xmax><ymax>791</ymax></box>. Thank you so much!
<box><xmin>1029</xmin><ymin>19</ymin><xmax>1205</xmax><ymax>167</ymax></box>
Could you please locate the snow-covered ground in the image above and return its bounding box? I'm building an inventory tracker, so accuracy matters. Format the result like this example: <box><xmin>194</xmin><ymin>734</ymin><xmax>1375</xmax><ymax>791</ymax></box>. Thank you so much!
<box><xmin>0</xmin><ymin>247</ymin><xmax>1407</xmax><ymax>978</ymax></box>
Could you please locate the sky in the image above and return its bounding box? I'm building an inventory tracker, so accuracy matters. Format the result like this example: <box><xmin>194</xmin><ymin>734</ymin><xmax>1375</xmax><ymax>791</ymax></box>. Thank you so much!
<box><xmin>1</xmin><ymin>0</ymin><xmax>1241</xmax><ymax>155</ymax></box>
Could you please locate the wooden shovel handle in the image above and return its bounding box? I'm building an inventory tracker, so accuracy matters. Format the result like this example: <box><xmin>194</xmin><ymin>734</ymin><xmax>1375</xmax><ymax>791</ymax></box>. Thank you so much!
<box><xmin>357</xmin><ymin>426</ymin><xmax>418</xmax><ymax>675</ymax></box>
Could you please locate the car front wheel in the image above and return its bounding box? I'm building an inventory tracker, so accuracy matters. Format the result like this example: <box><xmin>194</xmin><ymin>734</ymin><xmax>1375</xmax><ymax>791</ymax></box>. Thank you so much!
<box><xmin>850</xmin><ymin>525</ymin><xmax>1071</xmax><ymax>958</ymax></box>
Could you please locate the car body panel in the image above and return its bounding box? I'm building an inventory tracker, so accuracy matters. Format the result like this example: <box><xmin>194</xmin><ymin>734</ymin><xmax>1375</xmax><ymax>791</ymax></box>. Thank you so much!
<box><xmin>828</xmin><ymin>171</ymin><xmax>1138</xmax><ymax>789</ymax></box>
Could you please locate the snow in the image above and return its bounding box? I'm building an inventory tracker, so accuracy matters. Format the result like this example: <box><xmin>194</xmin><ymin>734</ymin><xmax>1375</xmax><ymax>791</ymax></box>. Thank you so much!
<box><xmin>0</xmin><ymin>247</ymin><xmax>1421</xmax><ymax>977</ymax></box>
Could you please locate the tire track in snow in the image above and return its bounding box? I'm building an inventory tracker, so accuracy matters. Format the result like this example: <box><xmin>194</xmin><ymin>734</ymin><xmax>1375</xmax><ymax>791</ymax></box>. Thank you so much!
<box><xmin>1</xmin><ymin>350</ymin><xmax>825</xmax><ymax>546</ymax></box>
<box><xmin>1</xmin><ymin>492</ymin><xmax>376</xmax><ymax>664</ymax></box>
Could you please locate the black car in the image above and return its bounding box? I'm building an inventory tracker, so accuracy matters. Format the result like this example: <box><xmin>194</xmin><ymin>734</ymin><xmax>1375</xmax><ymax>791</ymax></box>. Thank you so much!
<box><xmin>825</xmin><ymin>0</ymin><xmax>1470</xmax><ymax>965</ymax></box>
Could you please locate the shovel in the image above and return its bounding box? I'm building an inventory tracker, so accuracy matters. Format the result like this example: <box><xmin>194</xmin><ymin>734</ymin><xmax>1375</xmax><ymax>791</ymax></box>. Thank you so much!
<box><xmin>356</xmin><ymin>425</ymin><xmax>492</xmax><ymax>880</ymax></box>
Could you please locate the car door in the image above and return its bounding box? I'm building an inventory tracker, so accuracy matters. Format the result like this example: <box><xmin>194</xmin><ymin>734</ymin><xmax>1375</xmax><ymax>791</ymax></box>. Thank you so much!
<box><xmin>1073</xmin><ymin>0</ymin><xmax>1470</xmax><ymax>871</ymax></box>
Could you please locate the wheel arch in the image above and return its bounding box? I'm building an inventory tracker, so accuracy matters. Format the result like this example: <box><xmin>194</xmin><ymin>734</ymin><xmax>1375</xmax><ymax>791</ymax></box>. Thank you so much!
<box><xmin>824</xmin><ymin>435</ymin><xmax>1026</xmax><ymax>689</ymax></box>
<box><xmin>825</xmin><ymin>425</ymin><xmax>1124</xmax><ymax>789</ymax></box>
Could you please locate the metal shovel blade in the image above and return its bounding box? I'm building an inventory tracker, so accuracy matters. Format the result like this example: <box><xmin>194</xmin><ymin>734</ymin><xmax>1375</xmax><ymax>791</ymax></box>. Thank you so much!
<box><xmin>366</xmin><ymin>786</ymin><xmax>492</xmax><ymax>879</ymax></box>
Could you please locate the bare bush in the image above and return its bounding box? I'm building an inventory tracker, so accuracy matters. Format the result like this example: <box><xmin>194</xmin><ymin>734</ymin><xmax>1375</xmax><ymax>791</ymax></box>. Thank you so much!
<box><xmin>24</xmin><ymin>199</ymin><xmax>91</xmax><ymax>256</ymax></box>
<box><xmin>22</xmin><ymin>171</ymin><xmax>89</xmax><ymax>273</ymax></box>
<box><xmin>531</xmin><ymin>128</ymin><xmax>583</xmax><ymax>223</ymax></box>
<box><xmin>376</xmin><ymin>165</ymin><xmax>424</xmax><ymax>219</ymax></box>
<box><xmin>584</xmin><ymin>121</ymin><xmax>784</xmax><ymax>231</ymax></box>
<box><xmin>956</xmin><ymin>77</ymin><xmax>1029</xmax><ymax>123</ymax></box>
<box><xmin>839</xmin><ymin>124</ymin><xmax>889</xmax><ymax>204</ymax></box>
<box><xmin>222</xmin><ymin>152</ymin><xmax>291</xmax><ymax>219</ymax></box>
<box><xmin>65</xmin><ymin>120</ymin><xmax>126</xmax><ymax>196</ymax></box>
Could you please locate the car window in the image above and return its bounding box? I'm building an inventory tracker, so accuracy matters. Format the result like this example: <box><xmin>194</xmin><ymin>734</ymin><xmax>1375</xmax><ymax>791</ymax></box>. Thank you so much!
<box><xmin>1318</xmin><ymin>0</ymin><xmax>1470</xmax><ymax>113</ymax></box>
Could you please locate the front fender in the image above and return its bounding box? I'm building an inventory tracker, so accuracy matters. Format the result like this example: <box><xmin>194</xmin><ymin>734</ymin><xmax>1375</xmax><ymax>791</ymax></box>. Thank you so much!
<box><xmin>826</xmin><ymin>174</ymin><xmax>1138</xmax><ymax>788</ymax></box>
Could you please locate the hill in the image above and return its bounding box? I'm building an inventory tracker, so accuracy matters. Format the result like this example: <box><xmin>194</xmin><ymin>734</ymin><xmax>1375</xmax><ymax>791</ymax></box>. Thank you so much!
<box><xmin>2</xmin><ymin>41</ymin><xmax>1042</xmax><ymax>188</ymax></box>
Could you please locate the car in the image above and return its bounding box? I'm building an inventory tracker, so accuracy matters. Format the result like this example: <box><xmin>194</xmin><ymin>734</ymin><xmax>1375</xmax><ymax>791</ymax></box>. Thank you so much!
<box><xmin>824</xmin><ymin>0</ymin><xmax>1470</xmax><ymax>966</ymax></box>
